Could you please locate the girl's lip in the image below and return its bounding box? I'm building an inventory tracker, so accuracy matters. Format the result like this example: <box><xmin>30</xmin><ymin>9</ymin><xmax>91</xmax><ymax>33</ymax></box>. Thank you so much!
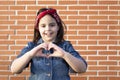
<box><xmin>44</xmin><ymin>32</ymin><xmax>53</xmax><ymax>36</ymax></box>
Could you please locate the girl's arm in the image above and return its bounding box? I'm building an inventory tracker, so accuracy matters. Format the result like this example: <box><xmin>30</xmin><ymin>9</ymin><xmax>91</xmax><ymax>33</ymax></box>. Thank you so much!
<box><xmin>10</xmin><ymin>48</ymin><xmax>36</xmax><ymax>74</ymax></box>
<box><xmin>10</xmin><ymin>43</ymin><xmax>48</xmax><ymax>74</ymax></box>
<box><xmin>48</xmin><ymin>42</ymin><xmax>87</xmax><ymax>73</ymax></box>
<box><xmin>63</xmin><ymin>52</ymin><xmax>87</xmax><ymax>73</ymax></box>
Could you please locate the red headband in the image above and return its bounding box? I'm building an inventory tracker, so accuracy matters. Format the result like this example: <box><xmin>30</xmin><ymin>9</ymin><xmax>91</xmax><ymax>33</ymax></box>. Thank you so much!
<box><xmin>35</xmin><ymin>9</ymin><xmax>60</xmax><ymax>30</ymax></box>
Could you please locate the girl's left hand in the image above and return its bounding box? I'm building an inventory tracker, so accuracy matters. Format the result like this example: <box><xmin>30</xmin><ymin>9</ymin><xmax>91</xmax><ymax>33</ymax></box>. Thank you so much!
<box><xmin>48</xmin><ymin>42</ymin><xmax>66</xmax><ymax>58</ymax></box>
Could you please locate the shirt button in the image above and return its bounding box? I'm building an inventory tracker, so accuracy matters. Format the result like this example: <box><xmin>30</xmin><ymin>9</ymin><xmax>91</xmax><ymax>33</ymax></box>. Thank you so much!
<box><xmin>46</xmin><ymin>63</ymin><xmax>50</xmax><ymax>65</ymax></box>
<box><xmin>47</xmin><ymin>73</ymin><xmax>51</xmax><ymax>76</ymax></box>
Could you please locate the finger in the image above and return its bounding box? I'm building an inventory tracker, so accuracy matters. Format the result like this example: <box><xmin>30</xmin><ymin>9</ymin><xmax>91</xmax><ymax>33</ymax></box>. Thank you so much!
<box><xmin>39</xmin><ymin>43</ymin><xmax>48</xmax><ymax>50</ymax></box>
<box><xmin>48</xmin><ymin>42</ymin><xmax>53</xmax><ymax>50</ymax></box>
<box><xmin>48</xmin><ymin>42</ymin><xmax>57</xmax><ymax>50</ymax></box>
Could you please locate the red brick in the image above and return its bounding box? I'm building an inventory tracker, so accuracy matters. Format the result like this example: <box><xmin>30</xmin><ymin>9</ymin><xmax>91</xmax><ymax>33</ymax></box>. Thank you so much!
<box><xmin>78</xmin><ymin>41</ymin><xmax>97</xmax><ymax>45</ymax></box>
<box><xmin>88</xmin><ymin>36</ymin><xmax>107</xmax><ymax>40</ymax></box>
<box><xmin>10</xmin><ymin>35</ymin><xmax>26</xmax><ymax>39</ymax></box>
<box><xmin>99</xmin><ymin>41</ymin><xmax>117</xmax><ymax>45</ymax></box>
<box><xmin>99</xmin><ymin>21</ymin><xmax>118</xmax><ymax>24</ymax></box>
<box><xmin>89</xmin><ymin>77</ymin><xmax>107</xmax><ymax>80</ymax></box>
<box><xmin>0</xmin><ymin>66</ymin><xmax>8</xmax><ymax>70</ymax></box>
<box><xmin>87</xmin><ymin>61</ymin><xmax>97</xmax><ymax>65</ymax></box>
<box><xmin>17</xmin><ymin>1</ymin><xmax>35</xmax><ymax>5</ymax></box>
<box><xmin>0</xmin><ymin>76</ymin><xmax>8</xmax><ymax>80</ymax></box>
<box><xmin>88</xmin><ymin>26</ymin><xmax>107</xmax><ymax>30</ymax></box>
<box><xmin>38</xmin><ymin>1</ymin><xmax>57</xmax><ymax>5</ymax></box>
<box><xmin>89</xmin><ymin>16</ymin><xmax>108</xmax><ymax>19</ymax></box>
<box><xmin>59</xmin><ymin>11</ymin><xmax>77</xmax><ymax>15</ymax></box>
<box><xmin>68</xmin><ymin>16</ymin><xmax>87</xmax><ymax>20</ymax></box>
<box><xmin>109</xmin><ymin>36</ymin><xmax>120</xmax><ymax>40</ymax></box>
<box><xmin>78</xmin><ymin>31</ymin><xmax>97</xmax><ymax>35</ymax></box>
<box><xmin>109</xmin><ymin>77</ymin><xmax>120</xmax><ymax>80</ymax></box>
<box><xmin>69</xmin><ymin>6</ymin><xmax>87</xmax><ymax>10</ymax></box>
<box><xmin>79</xmin><ymin>21</ymin><xmax>97</xmax><ymax>24</ymax></box>
<box><xmin>18</xmin><ymin>11</ymin><xmax>35</xmax><ymax>15</ymax></box>
<box><xmin>80</xmin><ymin>51</ymin><xmax>97</xmax><ymax>55</ymax></box>
<box><xmin>99</xmin><ymin>31</ymin><xmax>117</xmax><ymax>35</ymax></box>
<box><xmin>59</xmin><ymin>1</ymin><xmax>77</xmax><ymax>5</ymax></box>
<box><xmin>109</xmin><ymin>56</ymin><xmax>120</xmax><ymax>60</ymax></box>
<box><xmin>71</xmin><ymin>76</ymin><xmax>86</xmax><ymax>80</ymax></box>
<box><xmin>99</xmin><ymin>1</ymin><xmax>118</xmax><ymax>4</ymax></box>
<box><xmin>68</xmin><ymin>36</ymin><xmax>87</xmax><ymax>40</ymax></box>
<box><xmin>109</xmin><ymin>66</ymin><xmax>120</xmax><ymax>70</ymax></box>
<box><xmin>99</xmin><ymin>51</ymin><xmax>117</xmax><ymax>55</ymax></box>
<box><xmin>109</xmin><ymin>46</ymin><xmax>120</xmax><ymax>50</ymax></box>
<box><xmin>89</xmin><ymin>66</ymin><xmax>107</xmax><ymax>70</ymax></box>
<box><xmin>99</xmin><ymin>61</ymin><xmax>117</xmax><ymax>65</ymax></box>
<box><xmin>88</xmin><ymin>56</ymin><xmax>107</xmax><ymax>60</ymax></box>
<box><xmin>69</xmin><ymin>26</ymin><xmax>87</xmax><ymax>30</ymax></box>
<box><xmin>0</xmin><ymin>56</ymin><xmax>9</xmax><ymax>60</ymax></box>
<box><xmin>48</xmin><ymin>6</ymin><xmax>67</xmax><ymax>10</ymax></box>
<box><xmin>0</xmin><ymin>16</ymin><xmax>8</xmax><ymax>20</ymax></box>
<box><xmin>79</xmin><ymin>11</ymin><xmax>98</xmax><ymax>15</ymax></box>
<box><xmin>0</xmin><ymin>40</ymin><xmax>14</xmax><ymax>45</ymax></box>
<box><xmin>0</xmin><ymin>1</ymin><xmax>15</xmax><ymax>5</ymax></box>
<box><xmin>99</xmin><ymin>71</ymin><xmax>117</xmax><ymax>76</ymax></box>
<box><xmin>88</xmin><ymin>46</ymin><xmax>107</xmax><ymax>50</ymax></box>
<box><xmin>99</xmin><ymin>11</ymin><xmax>118</xmax><ymax>15</ymax></box>
<box><xmin>10</xmin><ymin>76</ymin><xmax>25</xmax><ymax>80</ymax></box>
<box><xmin>0</xmin><ymin>51</ymin><xmax>15</xmax><ymax>55</ymax></box>
<box><xmin>0</xmin><ymin>21</ymin><xmax>14</xmax><ymax>24</ymax></box>
<box><xmin>79</xmin><ymin>1</ymin><xmax>97</xmax><ymax>4</ymax></box>
<box><xmin>89</xmin><ymin>6</ymin><xmax>108</xmax><ymax>10</ymax></box>
<box><xmin>10</xmin><ymin>6</ymin><xmax>25</xmax><ymax>10</ymax></box>
<box><xmin>0</xmin><ymin>11</ymin><xmax>15</xmax><ymax>15</ymax></box>
<box><xmin>109</xmin><ymin>6</ymin><xmax>120</xmax><ymax>10</ymax></box>
<box><xmin>10</xmin><ymin>46</ymin><xmax>24</xmax><ymax>50</ymax></box>
<box><xmin>10</xmin><ymin>16</ymin><xmax>26</xmax><ymax>20</ymax></box>
<box><xmin>0</xmin><ymin>6</ymin><xmax>8</xmax><ymax>10</ymax></box>
<box><xmin>27</xmin><ymin>6</ymin><xmax>46</xmax><ymax>10</ymax></box>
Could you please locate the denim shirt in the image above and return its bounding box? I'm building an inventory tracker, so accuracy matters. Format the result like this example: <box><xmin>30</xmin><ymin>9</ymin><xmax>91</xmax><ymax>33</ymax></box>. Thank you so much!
<box><xmin>17</xmin><ymin>39</ymin><xmax>87</xmax><ymax>80</ymax></box>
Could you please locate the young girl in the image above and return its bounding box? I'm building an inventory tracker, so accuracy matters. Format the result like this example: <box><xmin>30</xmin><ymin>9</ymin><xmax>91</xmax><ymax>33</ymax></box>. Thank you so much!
<box><xmin>10</xmin><ymin>8</ymin><xmax>87</xmax><ymax>80</ymax></box>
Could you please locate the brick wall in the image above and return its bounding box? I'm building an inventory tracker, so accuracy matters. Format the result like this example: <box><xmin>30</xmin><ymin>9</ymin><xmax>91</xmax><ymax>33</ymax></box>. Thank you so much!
<box><xmin>0</xmin><ymin>0</ymin><xmax>120</xmax><ymax>80</ymax></box>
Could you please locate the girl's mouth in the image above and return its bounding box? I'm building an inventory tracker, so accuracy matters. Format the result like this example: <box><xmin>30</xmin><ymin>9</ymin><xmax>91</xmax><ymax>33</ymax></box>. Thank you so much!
<box><xmin>44</xmin><ymin>32</ymin><xmax>53</xmax><ymax>36</ymax></box>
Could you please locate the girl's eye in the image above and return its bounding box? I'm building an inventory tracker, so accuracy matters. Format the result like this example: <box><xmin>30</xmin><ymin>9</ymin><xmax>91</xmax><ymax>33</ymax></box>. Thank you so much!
<box><xmin>51</xmin><ymin>24</ymin><xmax>55</xmax><ymax>27</ymax></box>
<box><xmin>50</xmin><ymin>23</ymin><xmax>55</xmax><ymax>27</ymax></box>
<box><xmin>41</xmin><ymin>25</ymin><xmax>45</xmax><ymax>28</ymax></box>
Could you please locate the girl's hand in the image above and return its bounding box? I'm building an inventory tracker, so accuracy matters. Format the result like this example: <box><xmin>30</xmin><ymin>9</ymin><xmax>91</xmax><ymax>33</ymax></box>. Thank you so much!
<box><xmin>48</xmin><ymin>43</ymin><xmax>66</xmax><ymax>58</ymax></box>
<box><xmin>31</xmin><ymin>43</ymin><xmax>49</xmax><ymax>57</ymax></box>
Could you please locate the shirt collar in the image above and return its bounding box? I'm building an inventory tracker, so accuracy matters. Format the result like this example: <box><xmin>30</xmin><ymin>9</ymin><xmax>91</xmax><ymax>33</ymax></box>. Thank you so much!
<box><xmin>37</xmin><ymin>38</ymin><xmax>44</xmax><ymax>44</ymax></box>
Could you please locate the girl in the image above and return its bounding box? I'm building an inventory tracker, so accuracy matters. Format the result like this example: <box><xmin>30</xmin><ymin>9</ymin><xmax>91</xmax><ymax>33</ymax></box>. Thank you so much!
<box><xmin>10</xmin><ymin>8</ymin><xmax>87</xmax><ymax>80</ymax></box>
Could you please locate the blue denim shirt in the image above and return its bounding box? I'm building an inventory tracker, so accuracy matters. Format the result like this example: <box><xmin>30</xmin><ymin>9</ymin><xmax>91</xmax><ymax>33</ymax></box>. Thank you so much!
<box><xmin>17</xmin><ymin>39</ymin><xmax>87</xmax><ymax>80</ymax></box>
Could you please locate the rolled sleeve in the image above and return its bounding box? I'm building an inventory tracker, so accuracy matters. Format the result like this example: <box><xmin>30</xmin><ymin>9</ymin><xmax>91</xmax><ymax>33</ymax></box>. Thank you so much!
<box><xmin>64</xmin><ymin>41</ymin><xmax>87</xmax><ymax>72</ymax></box>
<box><xmin>17</xmin><ymin>42</ymin><xmax>36</xmax><ymax>68</ymax></box>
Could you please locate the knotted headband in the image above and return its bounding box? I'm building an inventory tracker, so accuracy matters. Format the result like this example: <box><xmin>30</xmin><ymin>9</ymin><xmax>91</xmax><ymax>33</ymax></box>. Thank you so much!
<box><xmin>35</xmin><ymin>9</ymin><xmax>60</xmax><ymax>30</ymax></box>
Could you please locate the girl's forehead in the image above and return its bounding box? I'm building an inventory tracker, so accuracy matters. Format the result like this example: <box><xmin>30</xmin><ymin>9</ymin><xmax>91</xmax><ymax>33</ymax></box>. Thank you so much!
<box><xmin>39</xmin><ymin>15</ymin><xmax>56</xmax><ymax>24</ymax></box>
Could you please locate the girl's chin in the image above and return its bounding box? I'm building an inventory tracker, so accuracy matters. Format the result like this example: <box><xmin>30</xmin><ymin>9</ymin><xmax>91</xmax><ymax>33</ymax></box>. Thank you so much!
<box><xmin>43</xmin><ymin>38</ymin><xmax>55</xmax><ymax>42</ymax></box>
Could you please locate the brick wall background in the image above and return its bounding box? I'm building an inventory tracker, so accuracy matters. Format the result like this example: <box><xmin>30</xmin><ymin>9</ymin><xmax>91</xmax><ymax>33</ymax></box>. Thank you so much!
<box><xmin>0</xmin><ymin>0</ymin><xmax>120</xmax><ymax>80</ymax></box>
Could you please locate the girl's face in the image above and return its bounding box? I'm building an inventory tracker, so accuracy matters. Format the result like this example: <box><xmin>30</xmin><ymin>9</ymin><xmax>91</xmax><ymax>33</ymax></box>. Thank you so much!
<box><xmin>39</xmin><ymin>15</ymin><xmax>59</xmax><ymax>42</ymax></box>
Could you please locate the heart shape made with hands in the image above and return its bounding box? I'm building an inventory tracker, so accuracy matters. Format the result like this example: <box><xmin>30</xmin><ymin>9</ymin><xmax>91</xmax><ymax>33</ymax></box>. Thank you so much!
<box><xmin>38</xmin><ymin>42</ymin><xmax>56</xmax><ymax>57</ymax></box>
<box><xmin>37</xmin><ymin>42</ymin><xmax>64</xmax><ymax>58</ymax></box>
<box><xmin>42</xmin><ymin>48</ymin><xmax>54</xmax><ymax>55</ymax></box>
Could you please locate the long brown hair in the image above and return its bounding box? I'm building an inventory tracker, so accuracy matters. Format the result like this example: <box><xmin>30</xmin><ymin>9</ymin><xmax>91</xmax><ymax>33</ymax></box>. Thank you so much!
<box><xmin>33</xmin><ymin>8</ymin><xmax>66</xmax><ymax>44</ymax></box>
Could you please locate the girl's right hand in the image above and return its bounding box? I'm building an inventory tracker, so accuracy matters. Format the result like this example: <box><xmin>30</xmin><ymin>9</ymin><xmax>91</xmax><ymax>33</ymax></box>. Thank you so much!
<box><xmin>29</xmin><ymin>43</ymin><xmax>49</xmax><ymax>57</ymax></box>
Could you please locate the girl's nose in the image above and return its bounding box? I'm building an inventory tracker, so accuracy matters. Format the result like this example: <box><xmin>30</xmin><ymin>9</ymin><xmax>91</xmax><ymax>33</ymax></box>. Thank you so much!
<box><xmin>45</xmin><ymin>25</ymin><xmax>50</xmax><ymax>30</ymax></box>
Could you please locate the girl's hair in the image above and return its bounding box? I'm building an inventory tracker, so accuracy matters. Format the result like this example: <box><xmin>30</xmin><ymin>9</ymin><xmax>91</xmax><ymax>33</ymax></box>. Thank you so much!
<box><xmin>33</xmin><ymin>8</ymin><xmax>66</xmax><ymax>44</ymax></box>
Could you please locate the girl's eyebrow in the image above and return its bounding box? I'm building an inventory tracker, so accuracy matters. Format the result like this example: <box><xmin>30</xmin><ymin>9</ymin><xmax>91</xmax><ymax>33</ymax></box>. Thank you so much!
<box><xmin>50</xmin><ymin>22</ymin><xmax>56</xmax><ymax>24</ymax></box>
